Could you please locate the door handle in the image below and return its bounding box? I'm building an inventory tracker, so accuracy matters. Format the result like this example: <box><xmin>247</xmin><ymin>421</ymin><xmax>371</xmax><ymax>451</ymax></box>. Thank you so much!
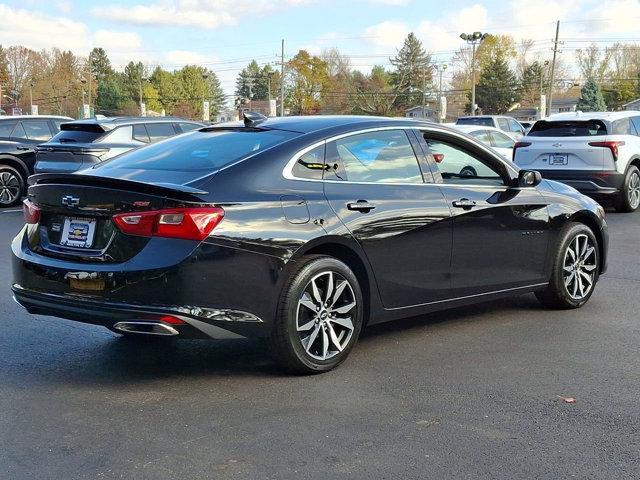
<box><xmin>347</xmin><ymin>200</ymin><xmax>376</xmax><ymax>213</ymax></box>
<box><xmin>16</xmin><ymin>146</ymin><xmax>30</xmax><ymax>151</ymax></box>
<box><xmin>452</xmin><ymin>198</ymin><xmax>477</xmax><ymax>210</ymax></box>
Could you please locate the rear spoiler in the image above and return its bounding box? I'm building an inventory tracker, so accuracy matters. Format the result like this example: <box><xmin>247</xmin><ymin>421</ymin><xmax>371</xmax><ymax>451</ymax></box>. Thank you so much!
<box><xmin>28</xmin><ymin>173</ymin><xmax>209</xmax><ymax>199</ymax></box>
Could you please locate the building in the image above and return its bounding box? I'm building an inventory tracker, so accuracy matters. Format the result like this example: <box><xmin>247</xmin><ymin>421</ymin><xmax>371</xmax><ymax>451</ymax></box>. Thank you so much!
<box><xmin>549</xmin><ymin>98</ymin><xmax>579</xmax><ymax>115</ymax></box>
<box><xmin>622</xmin><ymin>98</ymin><xmax>640</xmax><ymax>111</ymax></box>
<box><xmin>215</xmin><ymin>109</ymin><xmax>238</xmax><ymax>123</ymax></box>
<box><xmin>237</xmin><ymin>99</ymin><xmax>277</xmax><ymax>119</ymax></box>
<box><xmin>509</xmin><ymin>107</ymin><xmax>539</xmax><ymax>122</ymax></box>
<box><xmin>405</xmin><ymin>105</ymin><xmax>436</xmax><ymax>121</ymax></box>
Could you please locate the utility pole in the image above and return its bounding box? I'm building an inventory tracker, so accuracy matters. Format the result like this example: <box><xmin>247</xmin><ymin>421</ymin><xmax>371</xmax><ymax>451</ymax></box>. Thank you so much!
<box><xmin>280</xmin><ymin>39</ymin><xmax>285</xmax><ymax>117</ymax></box>
<box><xmin>29</xmin><ymin>81</ymin><xmax>33</xmax><ymax>113</ymax></box>
<box><xmin>547</xmin><ymin>21</ymin><xmax>560</xmax><ymax>117</ymax></box>
<box><xmin>421</xmin><ymin>68</ymin><xmax>426</xmax><ymax>119</ymax></box>
<box><xmin>248</xmin><ymin>75</ymin><xmax>253</xmax><ymax>111</ymax></box>
<box><xmin>435</xmin><ymin>64</ymin><xmax>447</xmax><ymax>122</ymax></box>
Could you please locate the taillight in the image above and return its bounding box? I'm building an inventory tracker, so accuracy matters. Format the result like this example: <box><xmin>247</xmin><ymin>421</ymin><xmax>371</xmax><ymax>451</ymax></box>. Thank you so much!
<box><xmin>23</xmin><ymin>199</ymin><xmax>40</xmax><ymax>224</ymax></box>
<box><xmin>512</xmin><ymin>141</ymin><xmax>531</xmax><ymax>161</ymax></box>
<box><xmin>588</xmin><ymin>141</ymin><xmax>625</xmax><ymax>161</ymax></box>
<box><xmin>112</xmin><ymin>207</ymin><xmax>224</xmax><ymax>241</ymax></box>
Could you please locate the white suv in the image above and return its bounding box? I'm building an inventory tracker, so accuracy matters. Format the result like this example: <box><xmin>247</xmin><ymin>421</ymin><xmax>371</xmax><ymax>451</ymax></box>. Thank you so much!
<box><xmin>514</xmin><ymin>111</ymin><xmax>640</xmax><ymax>212</ymax></box>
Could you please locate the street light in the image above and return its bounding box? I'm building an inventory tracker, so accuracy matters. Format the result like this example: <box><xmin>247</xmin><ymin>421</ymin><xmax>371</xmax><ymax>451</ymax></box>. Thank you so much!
<box><xmin>202</xmin><ymin>73</ymin><xmax>209</xmax><ymax>122</ymax></box>
<box><xmin>460</xmin><ymin>31</ymin><xmax>489</xmax><ymax>115</ymax></box>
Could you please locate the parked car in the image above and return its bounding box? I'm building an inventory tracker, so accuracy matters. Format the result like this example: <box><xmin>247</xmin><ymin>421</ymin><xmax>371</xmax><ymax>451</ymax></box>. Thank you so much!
<box><xmin>456</xmin><ymin>115</ymin><xmax>526</xmax><ymax>139</ymax></box>
<box><xmin>34</xmin><ymin>116</ymin><xmax>203</xmax><ymax>174</ymax></box>
<box><xmin>0</xmin><ymin>115</ymin><xmax>72</xmax><ymax>206</ymax></box>
<box><xmin>513</xmin><ymin>111</ymin><xmax>640</xmax><ymax>212</ymax></box>
<box><xmin>520</xmin><ymin>121</ymin><xmax>534</xmax><ymax>134</ymax></box>
<box><xmin>13</xmin><ymin>114</ymin><xmax>608</xmax><ymax>373</ymax></box>
<box><xmin>452</xmin><ymin>124</ymin><xmax>516</xmax><ymax>160</ymax></box>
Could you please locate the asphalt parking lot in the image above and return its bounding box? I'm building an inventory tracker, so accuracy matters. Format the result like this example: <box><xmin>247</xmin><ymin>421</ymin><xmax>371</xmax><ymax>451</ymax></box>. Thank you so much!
<box><xmin>0</xmin><ymin>207</ymin><xmax>638</xmax><ymax>480</ymax></box>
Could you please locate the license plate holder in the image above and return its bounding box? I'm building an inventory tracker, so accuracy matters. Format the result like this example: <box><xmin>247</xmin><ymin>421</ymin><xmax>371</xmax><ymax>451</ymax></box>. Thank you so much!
<box><xmin>550</xmin><ymin>154</ymin><xmax>568</xmax><ymax>165</ymax></box>
<box><xmin>59</xmin><ymin>217</ymin><xmax>97</xmax><ymax>248</ymax></box>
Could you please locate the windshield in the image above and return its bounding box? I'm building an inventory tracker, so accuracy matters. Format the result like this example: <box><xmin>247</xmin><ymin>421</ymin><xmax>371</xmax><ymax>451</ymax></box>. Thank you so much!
<box><xmin>95</xmin><ymin>128</ymin><xmax>297</xmax><ymax>173</ymax></box>
<box><xmin>456</xmin><ymin>117</ymin><xmax>494</xmax><ymax>127</ymax></box>
<box><xmin>528</xmin><ymin>120</ymin><xmax>607</xmax><ymax>137</ymax></box>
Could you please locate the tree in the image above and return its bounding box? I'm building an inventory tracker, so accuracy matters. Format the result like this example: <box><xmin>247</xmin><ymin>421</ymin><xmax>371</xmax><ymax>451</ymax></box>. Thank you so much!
<box><xmin>235</xmin><ymin>60</ymin><xmax>278</xmax><ymax>105</ymax></box>
<box><xmin>519</xmin><ymin>61</ymin><xmax>545</xmax><ymax>107</ymax></box>
<box><xmin>576</xmin><ymin>78</ymin><xmax>607</xmax><ymax>111</ymax></box>
<box><xmin>474</xmin><ymin>53</ymin><xmax>519</xmax><ymax>114</ymax></box>
<box><xmin>577</xmin><ymin>45</ymin><xmax>611</xmax><ymax>83</ymax></box>
<box><xmin>95</xmin><ymin>75</ymin><xmax>126</xmax><ymax>114</ymax></box>
<box><xmin>123</xmin><ymin>61</ymin><xmax>146</xmax><ymax>104</ymax></box>
<box><xmin>285</xmin><ymin>50</ymin><xmax>330</xmax><ymax>115</ymax></box>
<box><xmin>351</xmin><ymin>65</ymin><xmax>400</xmax><ymax>116</ymax></box>
<box><xmin>149</xmin><ymin>66</ymin><xmax>180</xmax><ymax>112</ymax></box>
<box><xmin>389</xmin><ymin>33</ymin><xmax>432</xmax><ymax>109</ymax></box>
<box><xmin>322</xmin><ymin>48</ymin><xmax>353</xmax><ymax>114</ymax></box>
<box><xmin>89</xmin><ymin>47</ymin><xmax>113</xmax><ymax>81</ymax></box>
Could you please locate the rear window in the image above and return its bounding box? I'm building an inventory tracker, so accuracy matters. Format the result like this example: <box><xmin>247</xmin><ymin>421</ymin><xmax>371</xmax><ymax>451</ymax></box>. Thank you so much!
<box><xmin>51</xmin><ymin>124</ymin><xmax>105</xmax><ymax>143</ymax></box>
<box><xmin>528</xmin><ymin>120</ymin><xmax>607</xmax><ymax>137</ymax></box>
<box><xmin>456</xmin><ymin>117</ymin><xmax>494</xmax><ymax>127</ymax></box>
<box><xmin>97</xmin><ymin>128</ymin><xmax>297</xmax><ymax>172</ymax></box>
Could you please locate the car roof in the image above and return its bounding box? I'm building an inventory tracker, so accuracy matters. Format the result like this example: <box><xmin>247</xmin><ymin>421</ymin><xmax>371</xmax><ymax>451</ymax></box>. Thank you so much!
<box><xmin>547</xmin><ymin>110</ymin><xmax>640</xmax><ymax>122</ymax></box>
<box><xmin>65</xmin><ymin>116</ymin><xmax>203</xmax><ymax>131</ymax></box>
<box><xmin>214</xmin><ymin>115</ymin><xmax>434</xmax><ymax>134</ymax></box>
<box><xmin>0</xmin><ymin>115</ymin><xmax>73</xmax><ymax>121</ymax></box>
<box><xmin>453</xmin><ymin>124</ymin><xmax>510</xmax><ymax>134</ymax></box>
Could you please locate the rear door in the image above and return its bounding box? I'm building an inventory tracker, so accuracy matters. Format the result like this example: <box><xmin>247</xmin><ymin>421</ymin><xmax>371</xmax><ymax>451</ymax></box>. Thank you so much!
<box><xmin>422</xmin><ymin>131</ymin><xmax>550</xmax><ymax>297</ymax></box>
<box><xmin>515</xmin><ymin>120</ymin><xmax>608</xmax><ymax>172</ymax></box>
<box><xmin>322</xmin><ymin>128</ymin><xmax>453</xmax><ymax>308</ymax></box>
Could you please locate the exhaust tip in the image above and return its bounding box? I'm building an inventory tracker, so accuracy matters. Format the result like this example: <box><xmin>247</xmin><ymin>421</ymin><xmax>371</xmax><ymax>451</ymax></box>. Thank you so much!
<box><xmin>113</xmin><ymin>321</ymin><xmax>179</xmax><ymax>336</ymax></box>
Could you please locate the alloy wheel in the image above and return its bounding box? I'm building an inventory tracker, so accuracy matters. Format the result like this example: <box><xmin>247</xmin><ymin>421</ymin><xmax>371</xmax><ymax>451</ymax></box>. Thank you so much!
<box><xmin>563</xmin><ymin>233</ymin><xmax>597</xmax><ymax>300</ymax></box>
<box><xmin>0</xmin><ymin>172</ymin><xmax>21</xmax><ymax>205</ymax></box>
<box><xmin>628</xmin><ymin>170</ymin><xmax>640</xmax><ymax>210</ymax></box>
<box><xmin>296</xmin><ymin>270</ymin><xmax>357</xmax><ymax>361</ymax></box>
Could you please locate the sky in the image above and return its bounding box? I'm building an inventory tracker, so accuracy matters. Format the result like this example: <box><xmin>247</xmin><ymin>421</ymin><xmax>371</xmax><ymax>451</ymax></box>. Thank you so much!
<box><xmin>1</xmin><ymin>0</ymin><xmax>640</xmax><ymax>97</ymax></box>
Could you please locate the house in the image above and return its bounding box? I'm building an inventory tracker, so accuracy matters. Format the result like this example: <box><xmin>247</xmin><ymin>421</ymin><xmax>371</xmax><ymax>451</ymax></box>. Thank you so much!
<box><xmin>549</xmin><ymin>98</ymin><xmax>579</xmax><ymax>114</ymax></box>
<box><xmin>622</xmin><ymin>98</ymin><xmax>640</xmax><ymax>111</ymax></box>
<box><xmin>509</xmin><ymin>107</ymin><xmax>538</xmax><ymax>122</ymax></box>
<box><xmin>405</xmin><ymin>105</ymin><xmax>436</xmax><ymax>120</ymax></box>
<box><xmin>216</xmin><ymin>109</ymin><xmax>238</xmax><ymax>123</ymax></box>
<box><xmin>237</xmin><ymin>99</ymin><xmax>277</xmax><ymax>118</ymax></box>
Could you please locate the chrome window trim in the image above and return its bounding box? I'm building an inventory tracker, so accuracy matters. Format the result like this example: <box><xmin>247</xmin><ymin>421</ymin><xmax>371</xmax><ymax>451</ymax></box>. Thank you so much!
<box><xmin>282</xmin><ymin>125</ymin><xmax>519</xmax><ymax>186</ymax></box>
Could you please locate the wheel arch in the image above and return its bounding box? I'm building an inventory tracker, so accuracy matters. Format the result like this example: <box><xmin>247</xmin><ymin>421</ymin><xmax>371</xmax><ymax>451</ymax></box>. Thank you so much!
<box><xmin>289</xmin><ymin>236</ymin><xmax>380</xmax><ymax>326</ymax></box>
<box><xmin>0</xmin><ymin>154</ymin><xmax>30</xmax><ymax>182</ymax></box>
<box><xmin>628</xmin><ymin>156</ymin><xmax>640</xmax><ymax>171</ymax></box>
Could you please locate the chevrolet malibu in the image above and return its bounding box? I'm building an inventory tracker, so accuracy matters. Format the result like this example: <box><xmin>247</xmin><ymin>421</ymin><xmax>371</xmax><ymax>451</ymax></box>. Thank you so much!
<box><xmin>12</xmin><ymin>114</ymin><xmax>608</xmax><ymax>373</ymax></box>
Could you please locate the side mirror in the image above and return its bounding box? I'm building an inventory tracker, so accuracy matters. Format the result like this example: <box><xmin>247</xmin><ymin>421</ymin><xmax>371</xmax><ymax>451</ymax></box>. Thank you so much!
<box><xmin>517</xmin><ymin>169</ymin><xmax>542</xmax><ymax>188</ymax></box>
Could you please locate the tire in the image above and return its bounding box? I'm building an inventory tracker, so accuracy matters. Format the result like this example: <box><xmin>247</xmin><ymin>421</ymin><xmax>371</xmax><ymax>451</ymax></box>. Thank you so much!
<box><xmin>270</xmin><ymin>255</ymin><xmax>364</xmax><ymax>374</ymax></box>
<box><xmin>460</xmin><ymin>166</ymin><xmax>477</xmax><ymax>177</ymax></box>
<box><xmin>0</xmin><ymin>165</ymin><xmax>25</xmax><ymax>208</ymax></box>
<box><xmin>535</xmin><ymin>222</ymin><xmax>600</xmax><ymax>309</ymax></box>
<box><xmin>613</xmin><ymin>165</ymin><xmax>640</xmax><ymax>213</ymax></box>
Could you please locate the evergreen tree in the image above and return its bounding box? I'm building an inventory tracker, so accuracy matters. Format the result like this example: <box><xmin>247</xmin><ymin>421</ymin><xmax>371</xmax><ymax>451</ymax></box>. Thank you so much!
<box><xmin>389</xmin><ymin>33</ymin><xmax>432</xmax><ymax>109</ymax></box>
<box><xmin>88</xmin><ymin>48</ymin><xmax>113</xmax><ymax>81</ymax></box>
<box><xmin>576</xmin><ymin>78</ymin><xmax>607</xmax><ymax>111</ymax></box>
<box><xmin>235</xmin><ymin>60</ymin><xmax>277</xmax><ymax>105</ymax></box>
<box><xmin>519</xmin><ymin>61</ymin><xmax>545</xmax><ymax>107</ymax></box>
<box><xmin>95</xmin><ymin>75</ymin><xmax>125</xmax><ymax>114</ymax></box>
<box><xmin>474</xmin><ymin>53</ymin><xmax>519</xmax><ymax>114</ymax></box>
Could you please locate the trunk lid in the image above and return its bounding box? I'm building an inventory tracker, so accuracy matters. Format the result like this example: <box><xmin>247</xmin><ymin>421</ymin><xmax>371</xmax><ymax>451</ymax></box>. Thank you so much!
<box><xmin>35</xmin><ymin>143</ymin><xmax>110</xmax><ymax>173</ymax></box>
<box><xmin>26</xmin><ymin>173</ymin><xmax>210</xmax><ymax>263</ymax></box>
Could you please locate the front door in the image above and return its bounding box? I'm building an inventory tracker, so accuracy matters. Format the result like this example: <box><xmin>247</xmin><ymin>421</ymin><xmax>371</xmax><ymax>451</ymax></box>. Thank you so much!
<box><xmin>422</xmin><ymin>132</ymin><xmax>550</xmax><ymax>298</ymax></box>
<box><xmin>323</xmin><ymin>128</ymin><xmax>452</xmax><ymax>309</ymax></box>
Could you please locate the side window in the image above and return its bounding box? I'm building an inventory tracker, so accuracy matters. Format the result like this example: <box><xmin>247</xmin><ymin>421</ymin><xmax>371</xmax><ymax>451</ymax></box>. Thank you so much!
<box><xmin>102</xmin><ymin>125</ymin><xmax>133</xmax><ymax>143</ymax></box>
<box><xmin>0</xmin><ymin>121</ymin><xmax>17</xmax><ymax>137</ymax></box>
<box><xmin>612</xmin><ymin>118</ymin><xmax>633</xmax><ymax>135</ymax></box>
<box><xmin>424</xmin><ymin>137</ymin><xmax>504</xmax><ymax>186</ymax></box>
<box><xmin>146</xmin><ymin>123</ymin><xmax>176</xmax><ymax>142</ymax></box>
<box><xmin>631</xmin><ymin>117</ymin><xmax>640</xmax><ymax>136</ymax></box>
<box><xmin>490</xmin><ymin>131</ymin><xmax>515</xmax><ymax>149</ymax></box>
<box><xmin>326</xmin><ymin>130</ymin><xmax>423</xmax><ymax>184</ymax></box>
<box><xmin>132</xmin><ymin>124</ymin><xmax>149</xmax><ymax>143</ymax></box>
<box><xmin>52</xmin><ymin>120</ymin><xmax>65</xmax><ymax>132</ymax></box>
<box><xmin>11</xmin><ymin>123</ymin><xmax>28</xmax><ymax>140</ymax></box>
<box><xmin>508</xmin><ymin>118</ymin><xmax>523</xmax><ymax>133</ymax></box>
<box><xmin>470</xmin><ymin>130</ymin><xmax>492</xmax><ymax>145</ymax></box>
<box><xmin>23</xmin><ymin>120</ymin><xmax>52</xmax><ymax>141</ymax></box>
<box><xmin>178</xmin><ymin>122</ymin><xmax>200</xmax><ymax>133</ymax></box>
<box><xmin>497</xmin><ymin>118</ymin><xmax>509</xmax><ymax>131</ymax></box>
<box><xmin>291</xmin><ymin>144</ymin><xmax>325</xmax><ymax>180</ymax></box>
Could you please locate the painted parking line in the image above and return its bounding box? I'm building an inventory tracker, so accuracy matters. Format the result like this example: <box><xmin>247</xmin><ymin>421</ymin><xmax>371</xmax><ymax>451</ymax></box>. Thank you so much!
<box><xmin>0</xmin><ymin>209</ymin><xmax>22</xmax><ymax>213</ymax></box>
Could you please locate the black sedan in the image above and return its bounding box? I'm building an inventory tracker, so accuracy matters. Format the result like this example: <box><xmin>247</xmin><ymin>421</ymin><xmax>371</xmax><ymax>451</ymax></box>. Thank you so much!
<box><xmin>11</xmin><ymin>114</ymin><xmax>608</xmax><ymax>373</ymax></box>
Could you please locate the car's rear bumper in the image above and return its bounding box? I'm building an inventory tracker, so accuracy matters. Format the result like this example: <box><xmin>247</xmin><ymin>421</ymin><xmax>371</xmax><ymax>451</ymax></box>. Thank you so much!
<box><xmin>536</xmin><ymin>169</ymin><xmax>624</xmax><ymax>195</ymax></box>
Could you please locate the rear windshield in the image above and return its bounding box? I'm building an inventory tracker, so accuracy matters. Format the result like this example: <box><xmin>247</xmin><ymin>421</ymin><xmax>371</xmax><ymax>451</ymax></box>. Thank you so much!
<box><xmin>96</xmin><ymin>128</ymin><xmax>297</xmax><ymax>172</ymax></box>
<box><xmin>528</xmin><ymin>120</ymin><xmax>607</xmax><ymax>137</ymax></box>
<box><xmin>456</xmin><ymin>117</ymin><xmax>494</xmax><ymax>127</ymax></box>
<box><xmin>50</xmin><ymin>126</ymin><xmax>105</xmax><ymax>143</ymax></box>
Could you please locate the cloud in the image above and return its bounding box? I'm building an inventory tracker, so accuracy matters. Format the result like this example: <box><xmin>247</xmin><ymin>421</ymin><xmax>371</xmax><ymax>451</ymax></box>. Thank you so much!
<box><xmin>417</xmin><ymin>4</ymin><xmax>489</xmax><ymax>54</ymax></box>
<box><xmin>92</xmin><ymin>0</ymin><xmax>310</xmax><ymax>29</ymax></box>
<box><xmin>55</xmin><ymin>0</ymin><xmax>72</xmax><ymax>14</ymax></box>
<box><xmin>93</xmin><ymin>30</ymin><xmax>142</xmax><ymax>50</ymax></box>
<box><xmin>0</xmin><ymin>4</ymin><xmax>89</xmax><ymax>52</ymax></box>
<box><xmin>364</xmin><ymin>21</ymin><xmax>410</xmax><ymax>48</ymax></box>
<box><xmin>580</xmin><ymin>0</ymin><xmax>640</xmax><ymax>35</ymax></box>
